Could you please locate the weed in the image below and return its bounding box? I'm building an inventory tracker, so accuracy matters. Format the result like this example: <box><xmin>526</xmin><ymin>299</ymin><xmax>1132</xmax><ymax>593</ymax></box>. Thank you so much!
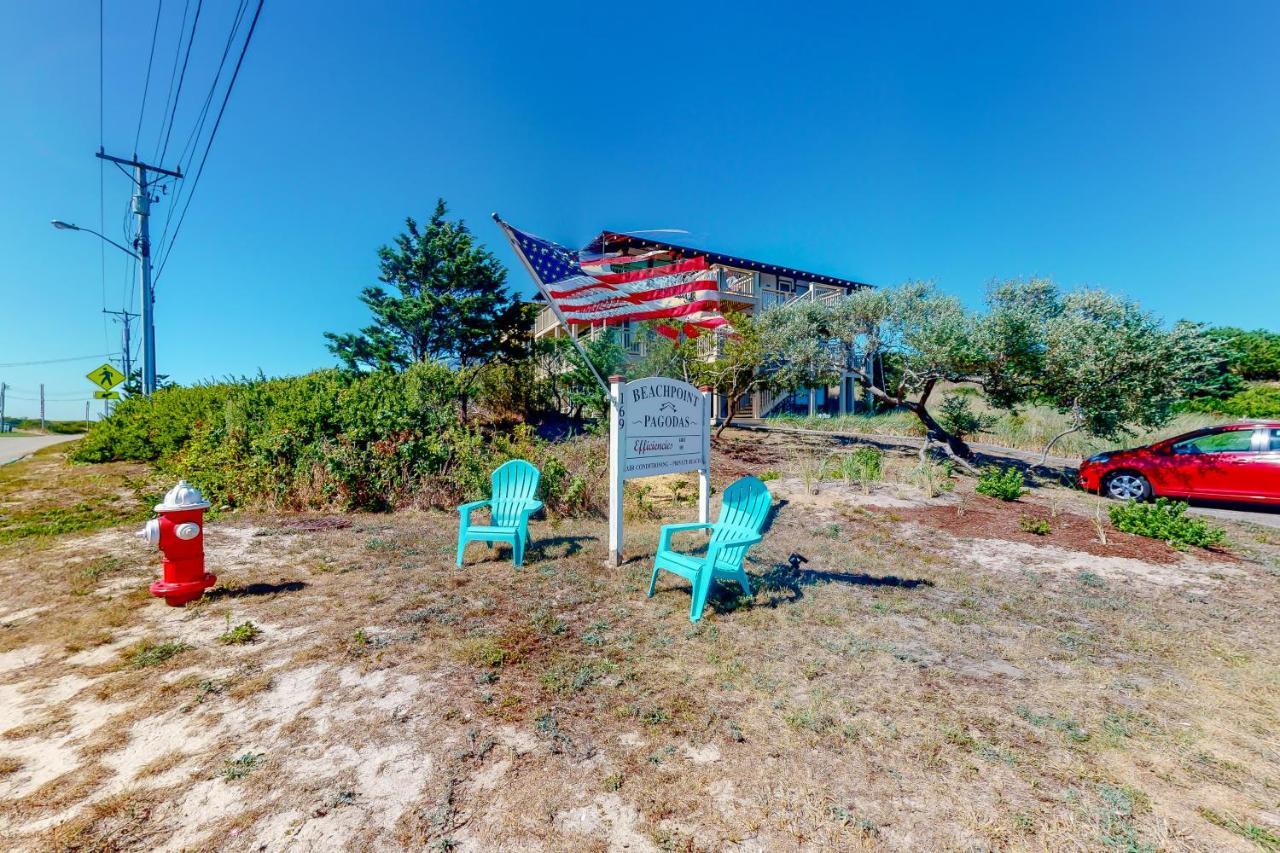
<box><xmin>0</xmin><ymin>755</ymin><xmax>23</xmax><ymax>776</ymax></box>
<box><xmin>128</xmin><ymin>640</ymin><xmax>189</xmax><ymax>669</ymax></box>
<box><xmin>217</xmin><ymin>620</ymin><xmax>262</xmax><ymax>645</ymax></box>
<box><xmin>1198</xmin><ymin>806</ymin><xmax>1280</xmax><ymax>850</ymax></box>
<box><xmin>758</xmin><ymin>470</ymin><xmax>780</xmax><ymax>482</ymax></box>
<box><xmin>1077</xmin><ymin>570</ymin><xmax>1105</xmax><ymax>588</ymax></box>
<box><xmin>1109</xmin><ymin>498</ymin><xmax>1226</xmax><ymax>549</ymax></box>
<box><xmin>221</xmin><ymin>752</ymin><xmax>263</xmax><ymax>782</ymax></box>
<box><xmin>976</xmin><ymin>467</ymin><xmax>1025</xmax><ymax>501</ymax></box>
<box><xmin>457</xmin><ymin>636</ymin><xmax>506</xmax><ymax>669</ymax></box>
<box><xmin>909</xmin><ymin>459</ymin><xmax>955</xmax><ymax>498</ymax></box>
<box><xmin>1019</xmin><ymin>516</ymin><xmax>1051</xmax><ymax>535</ymax></box>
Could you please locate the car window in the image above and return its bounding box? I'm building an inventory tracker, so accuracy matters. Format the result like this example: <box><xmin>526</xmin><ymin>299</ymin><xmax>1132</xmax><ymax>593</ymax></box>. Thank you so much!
<box><xmin>1172</xmin><ymin>430</ymin><xmax>1255</xmax><ymax>454</ymax></box>
<box><xmin>1270</xmin><ymin>428</ymin><xmax>1280</xmax><ymax>452</ymax></box>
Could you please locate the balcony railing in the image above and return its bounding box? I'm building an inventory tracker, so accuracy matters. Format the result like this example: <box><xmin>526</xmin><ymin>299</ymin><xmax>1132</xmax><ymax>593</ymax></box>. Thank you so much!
<box><xmin>533</xmin><ymin>305</ymin><xmax>561</xmax><ymax>337</ymax></box>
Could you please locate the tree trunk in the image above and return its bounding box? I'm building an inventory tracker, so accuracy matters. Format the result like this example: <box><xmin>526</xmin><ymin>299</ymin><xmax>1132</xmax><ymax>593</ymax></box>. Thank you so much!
<box><xmin>908</xmin><ymin>401</ymin><xmax>980</xmax><ymax>475</ymax></box>
<box><xmin>1038</xmin><ymin>424</ymin><xmax>1082</xmax><ymax>468</ymax></box>
<box><xmin>714</xmin><ymin>398</ymin><xmax>739</xmax><ymax>439</ymax></box>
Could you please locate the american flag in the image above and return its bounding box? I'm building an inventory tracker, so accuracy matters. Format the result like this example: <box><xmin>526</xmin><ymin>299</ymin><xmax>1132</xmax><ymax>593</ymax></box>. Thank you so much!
<box><xmin>496</xmin><ymin>219</ymin><xmax>728</xmax><ymax>334</ymax></box>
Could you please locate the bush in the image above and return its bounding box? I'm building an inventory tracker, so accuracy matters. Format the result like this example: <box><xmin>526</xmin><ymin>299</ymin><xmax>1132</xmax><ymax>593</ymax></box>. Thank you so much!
<box><xmin>1108</xmin><ymin>498</ymin><xmax>1226</xmax><ymax>549</ymax></box>
<box><xmin>72</xmin><ymin>365</ymin><xmax>606</xmax><ymax>515</ymax></box>
<box><xmin>938</xmin><ymin>393</ymin><xmax>997</xmax><ymax>440</ymax></box>
<box><xmin>976</xmin><ymin>467</ymin><xmax>1025</xmax><ymax>501</ymax></box>
<box><xmin>1183</xmin><ymin>384</ymin><xmax>1280</xmax><ymax>418</ymax></box>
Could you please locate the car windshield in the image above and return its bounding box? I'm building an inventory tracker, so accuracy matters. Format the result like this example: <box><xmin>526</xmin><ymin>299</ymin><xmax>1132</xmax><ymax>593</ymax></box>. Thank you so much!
<box><xmin>1173</xmin><ymin>429</ymin><xmax>1254</xmax><ymax>454</ymax></box>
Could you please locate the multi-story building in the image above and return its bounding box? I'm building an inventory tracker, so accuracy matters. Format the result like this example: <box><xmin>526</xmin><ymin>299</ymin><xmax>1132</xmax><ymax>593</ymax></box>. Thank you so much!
<box><xmin>531</xmin><ymin>231</ymin><xmax>880</xmax><ymax>421</ymax></box>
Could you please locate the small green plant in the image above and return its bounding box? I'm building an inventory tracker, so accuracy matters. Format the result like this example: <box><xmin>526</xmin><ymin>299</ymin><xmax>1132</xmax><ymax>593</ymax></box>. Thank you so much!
<box><xmin>1197</xmin><ymin>806</ymin><xmax>1280</xmax><ymax>850</ymax></box>
<box><xmin>909</xmin><ymin>459</ymin><xmax>954</xmax><ymax>498</ymax></box>
<box><xmin>1108</xmin><ymin>498</ymin><xmax>1226</xmax><ymax>549</ymax></box>
<box><xmin>217</xmin><ymin>620</ymin><xmax>261</xmax><ymax>645</ymax></box>
<box><xmin>976</xmin><ymin>467</ymin><xmax>1025</xmax><ymax>501</ymax></box>
<box><xmin>758</xmin><ymin>470</ymin><xmax>780</xmax><ymax>482</ymax></box>
<box><xmin>221</xmin><ymin>751</ymin><xmax>263</xmax><ymax>782</ymax></box>
<box><xmin>938</xmin><ymin>393</ymin><xmax>997</xmax><ymax>440</ymax></box>
<box><xmin>129</xmin><ymin>640</ymin><xmax>189</xmax><ymax>669</ymax></box>
<box><xmin>1019</xmin><ymin>516</ymin><xmax>1051</xmax><ymax>536</ymax></box>
<box><xmin>843</xmin><ymin>447</ymin><xmax>883</xmax><ymax>493</ymax></box>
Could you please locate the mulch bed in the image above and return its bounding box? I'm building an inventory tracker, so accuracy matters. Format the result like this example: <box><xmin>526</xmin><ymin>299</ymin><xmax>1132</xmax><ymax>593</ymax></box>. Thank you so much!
<box><xmin>885</xmin><ymin>494</ymin><xmax>1232</xmax><ymax>565</ymax></box>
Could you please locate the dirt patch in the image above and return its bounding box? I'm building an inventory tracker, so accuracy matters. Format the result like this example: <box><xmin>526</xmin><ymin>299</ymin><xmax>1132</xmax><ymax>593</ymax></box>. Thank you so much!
<box><xmin>887</xmin><ymin>493</ymin><xmax>1230</xmax><ymax>565</ymax></box>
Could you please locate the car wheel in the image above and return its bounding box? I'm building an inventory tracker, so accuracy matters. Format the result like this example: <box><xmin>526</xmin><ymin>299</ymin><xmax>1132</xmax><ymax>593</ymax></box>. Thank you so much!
<box><xmin>1103</xmin><ymin>471</ymin><xmax>1151</xmax><ymax>501</ymax></box>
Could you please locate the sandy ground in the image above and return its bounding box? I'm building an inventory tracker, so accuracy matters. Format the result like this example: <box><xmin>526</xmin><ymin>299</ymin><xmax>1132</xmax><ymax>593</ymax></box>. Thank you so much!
<box><xmin>0</xmin><ymin>444</ymin><xmax>1278</xmax><ymax>850</ymax></box>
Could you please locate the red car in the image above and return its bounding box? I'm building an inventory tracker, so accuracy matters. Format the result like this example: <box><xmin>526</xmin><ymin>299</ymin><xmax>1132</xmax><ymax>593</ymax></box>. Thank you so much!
<box><xmin>1079</xmin><ymin>421</ymin><xmax>1280</xmax><ymax>504</ymax></box>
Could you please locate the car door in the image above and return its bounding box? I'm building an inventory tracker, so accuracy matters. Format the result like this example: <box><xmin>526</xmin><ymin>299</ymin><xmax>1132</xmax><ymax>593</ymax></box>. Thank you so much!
<box><xmin>1163</xmin><ymin>427</ymin><xmax>1259</xmax><ymax>499</ymax></box>
<box><xmin>1254</xmin><ymin>428</ymin><xmax>1280</xmax><ymax>501</ymax></box>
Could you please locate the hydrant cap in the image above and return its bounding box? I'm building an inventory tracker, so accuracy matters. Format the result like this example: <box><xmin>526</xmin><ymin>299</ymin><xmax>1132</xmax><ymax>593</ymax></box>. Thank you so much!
<box><xmin>155</xmin><ymin>479</ymin><xmax>211</xmax><ymax>512</ymax></box>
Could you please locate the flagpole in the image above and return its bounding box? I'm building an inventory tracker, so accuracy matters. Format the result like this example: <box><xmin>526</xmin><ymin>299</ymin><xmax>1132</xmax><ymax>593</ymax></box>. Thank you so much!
<box><xmin>492</xmin><ymin>212</ymin><xmax>611</xmax><ymax>395</ymax></box>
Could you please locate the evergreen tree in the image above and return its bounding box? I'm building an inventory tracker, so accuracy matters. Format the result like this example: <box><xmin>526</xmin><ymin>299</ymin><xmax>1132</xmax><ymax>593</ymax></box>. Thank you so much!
<box><xmin>325</xmin><ymin>199</ymin><xmax>533</xmax><ymax>419</ymax></box>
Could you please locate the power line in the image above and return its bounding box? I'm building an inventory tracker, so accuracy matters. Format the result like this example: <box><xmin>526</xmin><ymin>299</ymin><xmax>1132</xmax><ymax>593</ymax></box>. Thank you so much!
<box><xmin>99</xmin><ymin>0</ymin><xmax>109</xmax><ymax>354</ymax></box>
<box><xmin>152</xmin><ymin>0</ymin><xmax>191</xmax><ymax>160</ymax></box>
<box><xmin>158</xmin><ymin>0</ymin><xmax>203</xmax><ymax>165</ymax></box>
<box><xmin>133</xmin><ymin>0</ymin><xmax>166</xmax><ymax>155</ymax></box>
<box><xmin>153</xmin><ymin>0</ymin><xmax>250</xmax><ymax>278</ymax></box>
<box><xmin>0</xmin><ymin>354</ymin><xmax>115</xmax><ymax>368</ymax></box>
<box><xmin>154</xmin><ymin>0</ymin><xmax>264</xmax><ymax>284</ymax></box>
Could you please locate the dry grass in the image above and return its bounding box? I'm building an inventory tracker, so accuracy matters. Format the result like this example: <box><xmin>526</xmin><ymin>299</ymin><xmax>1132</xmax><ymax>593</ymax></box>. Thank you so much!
<box><xmin>0</xmin><ymin>445</ymin><xmax>1276</xmax><ymax>850</ymax></box>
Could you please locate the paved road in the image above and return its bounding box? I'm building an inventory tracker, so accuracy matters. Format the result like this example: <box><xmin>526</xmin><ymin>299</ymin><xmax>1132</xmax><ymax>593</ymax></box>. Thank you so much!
<box><xmin>728</xmin><ymin>422</ymin><xmax>1280</xmax><ymax>530</ymax></box>
<box><xmin>0</xmin><ymin>434</ymin><xmax>82</xmax><ymax>466</ymax></box>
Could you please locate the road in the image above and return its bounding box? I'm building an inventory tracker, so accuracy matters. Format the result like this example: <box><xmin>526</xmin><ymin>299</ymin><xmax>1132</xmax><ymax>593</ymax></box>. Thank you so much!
<box><xmin>0</xmin><ymin>434</ymin><xmax>82</xmax><ymax>466</ymax></box>
<box><xmin>729</xmin><ymin>421</ymin><xmax>1280</xmax><ymax>530</ymax></box>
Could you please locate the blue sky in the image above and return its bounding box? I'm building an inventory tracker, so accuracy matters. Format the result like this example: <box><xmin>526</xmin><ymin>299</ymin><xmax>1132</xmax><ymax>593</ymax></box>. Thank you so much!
<box><xmin>2</xmin><ymin>1</ymin><xmax>1277</xmax><ymax>420</ymax></box>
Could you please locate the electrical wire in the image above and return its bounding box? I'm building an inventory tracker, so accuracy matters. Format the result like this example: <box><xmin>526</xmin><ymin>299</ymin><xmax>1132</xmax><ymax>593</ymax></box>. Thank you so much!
<box><xmin>153</xmin><ymin>0</ymin><xmax>250</xmax><ymax>279</ymax></box>
<box><xmin>99</xmin><ymin>0</ymin><xmax>109</xmax><ymax>355</ymax></box>
<box><xmin>154</xmin><ymin>0</ymin><xmax>263</xmax><ymax>284</ymax></box>
<box><xmin>152</xmin><ymin>0</ymin><xmax>191</xmax><ymax>160</ymax></box>
<box><xmin>0</xmin><ymin>355</ymin><xmax>115</xmax><ymax>368</ymax></box>
<box><xmin>158</xmin><ymin>0</ymin><xmax>203</xmax><ymax>166</ymax></box>
<box><xmin>133</xmin><ymin>0</ymin><xmax>165</xmax><ymax>156</ymax></box>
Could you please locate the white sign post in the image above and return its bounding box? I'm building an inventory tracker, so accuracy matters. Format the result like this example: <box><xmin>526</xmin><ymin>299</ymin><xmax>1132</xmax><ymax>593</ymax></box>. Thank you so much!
<box><xmin>607</xmin><ymin>375</ymin><xmax>711</xmax><ymax>567</ymax></box>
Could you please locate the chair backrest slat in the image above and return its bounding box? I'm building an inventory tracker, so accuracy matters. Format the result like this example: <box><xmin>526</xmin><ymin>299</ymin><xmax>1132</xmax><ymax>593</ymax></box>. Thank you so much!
<box><xmin>709</xmin><ymin>476</ymin><xmax>771</xmax><ymax>568</ymax></box>
<box><xmin>491</xmin><ymin>459</ymin><xmax>541</xmax><ymax>526</ymax></box>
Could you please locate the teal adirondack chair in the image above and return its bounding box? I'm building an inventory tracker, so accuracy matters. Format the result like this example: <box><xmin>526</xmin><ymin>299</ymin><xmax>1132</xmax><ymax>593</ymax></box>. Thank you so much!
<box><xmin>456</xmin><ymin>460</ymin><xmax>543</xmax><ymax>568</ymax></box>
<box><xmin>648</xmin><ymin>475</ymin><xmax>772</xmax><ymax>623</ymax></box>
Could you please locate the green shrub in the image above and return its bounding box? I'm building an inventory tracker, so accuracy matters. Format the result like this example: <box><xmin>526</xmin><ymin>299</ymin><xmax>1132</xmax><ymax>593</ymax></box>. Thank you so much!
<box><xmin>976</xmin><ymin>467</ymin><xmax>1025</xmax><ymax>501</ymax></box>
<box><xmin>1019</xmin><ymin>517</ymin><xmax>1051</xmax><ymax>535</ymax></box>
<box><xmin>842</xmin><ymin>447</ymin><xmax>883</xmax><ymax>492</ymax></box>
<box><xmin>938</xmin><ymin>393</ymin><xmax>997</xmax><ymax>440</ymax></box>
<box><xmin>1108</xmin><ymin>498</ymin><xmax>1226</xmax><ymax>549</ymax></box>
<box><xmin>1183</xmin><ymin>384</ymin><xmax>1280</xmax><ymax>418</ymax></box>
<box><xmin>71</xmin><ymin>365</ymin><xmax>606</xmax><ymax>515</ymax></box>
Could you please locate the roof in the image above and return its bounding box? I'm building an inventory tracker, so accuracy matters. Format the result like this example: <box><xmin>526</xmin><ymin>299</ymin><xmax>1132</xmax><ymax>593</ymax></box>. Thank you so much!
<box><xmin>591</xmin><ymin>231</ymin><xmax>874</xmax><ymax>291</ymax></box>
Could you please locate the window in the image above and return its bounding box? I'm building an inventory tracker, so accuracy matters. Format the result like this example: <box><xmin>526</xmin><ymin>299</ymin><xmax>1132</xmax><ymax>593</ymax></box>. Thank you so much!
<box><xmin>1270</xmin><ymin>429</ymin><xmax>1280</xmax><ymax>452</ymax></box>
<box><xmin>1172</xmin><ymin>429</ymin><xmax>1255</xmax><ymax>454</ymax></box>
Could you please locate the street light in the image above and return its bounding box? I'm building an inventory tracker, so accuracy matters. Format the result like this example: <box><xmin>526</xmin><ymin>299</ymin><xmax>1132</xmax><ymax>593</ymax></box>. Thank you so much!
<box><xmin>50</xmin><ymin>219</ymin><xmax>139</xmax><ymax>259</ymax></box>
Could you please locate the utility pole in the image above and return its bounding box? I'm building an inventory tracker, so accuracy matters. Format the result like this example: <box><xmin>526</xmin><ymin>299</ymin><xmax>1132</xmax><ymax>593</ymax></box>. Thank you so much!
<box><xmin>39</xmin><ymin>384</ymin><xmax>45</xmax><ymax>431</ymax></box>
<box><xmin>84</xmin><ymin>401</ymin><xmax>90</xmax><ymax>431</ymax></box>
<box><xmin>104</xmin><ymin>308</ymin><xmax>138</xmax><ymax>385</ymax></box>
<box><xmin>0</xmin><ymin>383</ymin><xmax>6</xmax><ymax>432</ymax></box>
<box><xmin>96</xmin><ymin>149</ymin><xmax>182</xmax><ymax>396</ymax></box>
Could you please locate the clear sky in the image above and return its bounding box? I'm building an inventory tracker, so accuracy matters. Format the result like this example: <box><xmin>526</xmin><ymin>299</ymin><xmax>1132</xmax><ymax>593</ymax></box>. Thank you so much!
<box><xmin>2</xmin><ymin>1</ymin><xmax>1277</xmax><ymax>420</ymax></box>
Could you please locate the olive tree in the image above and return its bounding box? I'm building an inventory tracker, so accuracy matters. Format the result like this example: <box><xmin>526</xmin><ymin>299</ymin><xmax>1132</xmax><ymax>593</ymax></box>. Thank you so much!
<box><xmin>991</xmin><ymin>282</ymin><xmax>1223</xmax><ymax>464</ymax></box>
<box><xmin>762</xmin><ymin>282</ymin><xmax>990</xmax><ymax>468</ymax></box>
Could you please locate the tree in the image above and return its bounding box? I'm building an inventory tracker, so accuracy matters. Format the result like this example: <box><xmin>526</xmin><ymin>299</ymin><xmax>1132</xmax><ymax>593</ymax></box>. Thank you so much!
<box><xmin>1031</xmin><ymin>290</ymin><xmax>1220</xmax><ymax>464</ymax></box>
<box><xmin>1207</xmin><ymin>326</ymin><xmax>1280</xmax><ymax>381</ymax></box>
<box><xmin>984</xmin><ymin>280</ymin><xmax>1225</xmax><ymax>464</ymax></box>
<box><xmin>691</xmin><ymin>314</ymin><xmax>771</xmax><ymax>437</ymax></box>
<box><xmin>325</xmin><ymin>199</ymin><xmax>532</xmax><ymax>419</ymax></box>
<box><xmin>532</xmin><ymin>332</ymin><xmax>624</xmax><ymax>420</ymax></box>
<box><xmin>764</xmin><ymin>282</ymin><xmax>990</xmax><ymax>468</ymax></box>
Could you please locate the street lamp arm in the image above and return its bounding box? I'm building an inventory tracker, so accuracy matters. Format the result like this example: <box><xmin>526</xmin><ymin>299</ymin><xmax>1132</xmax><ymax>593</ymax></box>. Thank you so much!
<box><xmin>50</xmin><ymin>220</ymin><xmax>139</xmax><ymax>259</ymax></box>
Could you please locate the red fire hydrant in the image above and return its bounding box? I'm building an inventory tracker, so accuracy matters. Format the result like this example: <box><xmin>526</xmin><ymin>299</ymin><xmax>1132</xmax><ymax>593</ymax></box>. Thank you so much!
<box><xmin>137</xmin><ymin>480</ymin><xmax>216</xmax><ymax>607</ymax></box>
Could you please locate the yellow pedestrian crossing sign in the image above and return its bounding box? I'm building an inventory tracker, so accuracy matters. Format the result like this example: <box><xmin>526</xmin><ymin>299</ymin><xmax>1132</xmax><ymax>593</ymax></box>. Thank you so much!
<box><xmin>93</xmin><ymin>390</ymin><xmax>120</xmax><ymax>400</ymax></box>
<box><xmin>87</xmin><ymin>363</ymin><xmax>125</xmax><ymax>391</ymax></box>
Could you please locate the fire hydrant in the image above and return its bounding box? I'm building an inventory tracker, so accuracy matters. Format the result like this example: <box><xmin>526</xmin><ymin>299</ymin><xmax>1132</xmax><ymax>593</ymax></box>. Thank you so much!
<box><xmin>137</xmin><ymin>480</ymin><xmax>216</xmax><ymax>607</ymax></box>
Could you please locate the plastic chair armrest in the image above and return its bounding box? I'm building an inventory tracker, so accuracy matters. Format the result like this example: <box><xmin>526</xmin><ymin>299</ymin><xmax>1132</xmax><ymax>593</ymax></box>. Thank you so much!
<box><xmin>658</xmin><ymin>522</ymin><xmax>715</xmax><ymax>552</ymax></box>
